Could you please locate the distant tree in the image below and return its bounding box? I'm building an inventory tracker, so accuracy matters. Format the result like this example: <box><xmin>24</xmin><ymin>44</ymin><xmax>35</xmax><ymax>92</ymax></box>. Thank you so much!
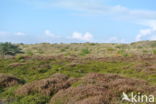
<box><xmin>0</xmin><ymin>42</ymin><xmax>22</xmax><ymax>56</ymax></box>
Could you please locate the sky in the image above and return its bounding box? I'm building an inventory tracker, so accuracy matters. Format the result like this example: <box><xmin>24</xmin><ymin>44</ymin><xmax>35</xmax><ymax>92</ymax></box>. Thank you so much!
<box><xmin>0</xmin><ymin>0</ymin><xmax>156</xmax><ymax>43</ymax></box>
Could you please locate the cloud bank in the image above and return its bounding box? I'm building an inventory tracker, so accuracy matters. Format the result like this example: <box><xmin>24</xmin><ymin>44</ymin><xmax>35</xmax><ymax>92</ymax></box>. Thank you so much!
<box><xmin>20</xmin><ymin>0</ymin><xmax>156</xmax><ymax>42</ymax></box>
<box><xmin>136</xmin><ymin>20</ymin><xmax>156</xmax><ymax>41</ymax></box>
<box><xmin>23</xmin><ymin>0</ymin><xmax>156</xmax><ymax>20</ymax></box>
<box><xmin>71</xmin><ymin>32</ymin><xmax>93</xmax><ymax>41</ymax></box>
<box><xmin>0</xmin><ymin>30</ymin><xmax>94</xmax><ymax>43</ymax></box>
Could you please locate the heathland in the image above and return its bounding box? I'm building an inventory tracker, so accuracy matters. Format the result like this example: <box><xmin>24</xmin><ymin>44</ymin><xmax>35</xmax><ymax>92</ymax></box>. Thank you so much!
<box><xmin>0</xmin><ymin>41</ymin><xmax>156</xmax><ymax>104</ymax></box>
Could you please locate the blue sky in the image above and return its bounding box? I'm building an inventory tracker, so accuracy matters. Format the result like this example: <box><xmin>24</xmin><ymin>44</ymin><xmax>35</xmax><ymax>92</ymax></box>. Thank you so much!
<box><xmin>0</xmin><ymin>0</ymin><xmax>156</xmax><ymax>43</ymax></box>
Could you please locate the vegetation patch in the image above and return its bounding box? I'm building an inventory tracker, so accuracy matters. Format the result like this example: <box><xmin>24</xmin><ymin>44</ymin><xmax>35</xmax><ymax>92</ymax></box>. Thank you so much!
<box><xmin>0</xmin><ymin>73</ymin><xmax>23</xmax><ymax>88</ymax></box>
<box><xmin>0</xmin><ymin>41</ymin><xmax>156</xmax><ymax>104</ymax></box>
<box><xmin>16</xmin><ymin>73</ymin><xmax>77</xmax><ymax>96</ymax></box>
<box><xmin>50</xmin><ymin>73</ymin><xmax>156</xmax><ymax>104</ymax></box>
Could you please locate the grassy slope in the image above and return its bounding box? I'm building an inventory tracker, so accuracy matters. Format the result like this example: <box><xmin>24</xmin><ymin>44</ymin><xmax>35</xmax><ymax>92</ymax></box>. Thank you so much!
<box><xmin>18</xmin><ymin>41</ymin><xmax>156</xmax><ymax>57</ymax></box>
<box><xmin>0</xmin><ymin>41</ymin><xmax>156</xmax><ymax>104</ymax></box>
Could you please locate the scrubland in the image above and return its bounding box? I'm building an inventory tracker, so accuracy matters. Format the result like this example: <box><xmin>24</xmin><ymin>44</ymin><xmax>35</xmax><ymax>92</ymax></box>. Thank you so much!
<box><xmin>0</xmin><ymin>41</ymin><xmax>156</xmax><ymax>104</ymax></box>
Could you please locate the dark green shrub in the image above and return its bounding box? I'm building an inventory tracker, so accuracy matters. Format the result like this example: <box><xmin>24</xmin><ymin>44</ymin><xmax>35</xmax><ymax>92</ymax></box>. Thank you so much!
<box><xmin>0</xmin><ymin>42</ymin><xmax>22</xmax><ymax>56</ymax></box>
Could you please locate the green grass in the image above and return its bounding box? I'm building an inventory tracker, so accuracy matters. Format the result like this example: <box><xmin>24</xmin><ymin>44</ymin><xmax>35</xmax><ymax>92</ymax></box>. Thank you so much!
<box><xmin>11</xmin><ymin>94</ymin><xmax>50</xmax><ymax>104</ymax></box>
<box><xmin>0</xmin><ymin>85</ymin><xmax>19</xmax><ymax>100</ymax></box>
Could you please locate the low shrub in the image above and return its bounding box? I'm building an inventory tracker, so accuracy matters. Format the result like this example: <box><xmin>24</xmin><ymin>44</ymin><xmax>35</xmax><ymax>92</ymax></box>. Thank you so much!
<box><xmin>80</xmin><ymin>48</ymin><xmax>90</xmax><ymax>56</ymax></box>
<box><xmin>50</xmin><ymin>73</ymin><xmax>156</xmax><ymax>104</ymax></box>
<box><xmin>16</xmin><ymin>73</ymin><xmax>76</xmax><ymax>96</ymax></box>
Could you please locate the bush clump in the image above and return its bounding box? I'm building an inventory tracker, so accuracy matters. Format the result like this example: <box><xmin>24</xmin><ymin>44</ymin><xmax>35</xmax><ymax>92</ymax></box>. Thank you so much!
<box><xmin>80</xmin><ymin>48</ymin><xmax>90</xmax><ymax>56</ymax></box>
<box><xmin>0</xmin><ymin>42</ymin><xmax>22</xmax><ymax>57</ymax></box>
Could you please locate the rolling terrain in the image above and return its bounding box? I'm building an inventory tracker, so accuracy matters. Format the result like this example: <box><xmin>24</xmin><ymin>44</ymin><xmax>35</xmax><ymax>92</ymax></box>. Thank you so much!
<box><xmin>0</xmin><ymin>41</ymin><xmax>156</xmax><ymax>104</ymax></box>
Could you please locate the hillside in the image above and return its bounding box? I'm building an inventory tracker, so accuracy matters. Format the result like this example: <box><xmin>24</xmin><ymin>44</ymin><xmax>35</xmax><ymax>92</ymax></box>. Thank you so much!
<box><xmin>16</xmin><ymin>41</ymin><xmax>156</xmax><ymax>57</ymax></box>
<box><xmin>0</xmin><ymin>41</ymin><xmax>156</xmax><ymax>104</ymax></box>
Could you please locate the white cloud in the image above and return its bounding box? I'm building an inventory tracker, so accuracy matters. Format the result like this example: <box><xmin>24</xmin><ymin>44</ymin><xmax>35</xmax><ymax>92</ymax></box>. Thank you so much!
<box><xmin>21</xmin><ymin>0</ymin><xmax>156</xmax><ymax>20</ymax></box>
<box><xmin>143</xmin><ymin>20</ymin><xmax>156</xmax><ymax>30</ymax></box>
<box><xmin>20</xmin><ymin>0</ymin><xmax>156</xmax><ymax>42</ymax></box>
<box><xmin>0</xmin><ymin>30</ymin><xmax>60</xmax><ymax>43</ymax></box>
<box><xmin>136</xmin><ymin>20</ymin><xmax>156</xmax><ymax>41</ymax></box>
<box><xmin>15</xmin><ymin>32</ymin><xmax>26</xmax><ymax>36</ymax></box>
<box><xmin>44</xmin><ymin>30</ymin><xmax>60</xmax><ymax>38</ymax></box>
<box><xmin>44</xmin><ymin>30</ymin><xmax>56</xmax><ymax>37</ymax></box>
<box><xmin>71</xmin><ymin>32</ymin><xmax>93</xmax><ymax>41</ymax></box>
<box><xmin>0</xmin><ymin>30</ymin><xmax>93</xmax><ymax>43</ymax></box>
<box><xmin>136</xmin><ymin>29</ymin><xmax>153</xmax><ymax>41</ymax></box>
<box><xmin>56</xmin><ymin>2</ymin><xmax>156</xmax><ymax>21</ymax></box>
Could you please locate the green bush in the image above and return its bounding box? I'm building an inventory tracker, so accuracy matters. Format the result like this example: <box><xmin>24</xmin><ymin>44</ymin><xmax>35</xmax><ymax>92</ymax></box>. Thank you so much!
<box><xmin>0</xmin><ymin>42</ymin><xmax>22</xmax><ymax>56</ymax></box>
<box><xmin>80</xmin><ymin>48</ymin><xmax>90</xmax><ymax>56</ymax></box>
